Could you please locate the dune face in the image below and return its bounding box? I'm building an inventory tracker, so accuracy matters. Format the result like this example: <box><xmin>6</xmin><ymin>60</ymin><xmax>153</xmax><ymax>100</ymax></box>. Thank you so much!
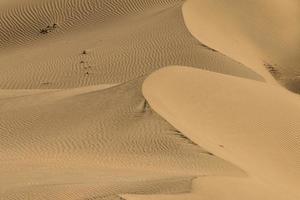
<box><xmin>182</xmin><ymin>0</ymin><xmax>300</xmax><ymax>93</ymax></box>
<box><xmin>1</xmin><ymin>0</ymin><xmax>299</xmax><ymax>199</ymax></box>
<box><xmin>143</xmin><ymin>66</ymin><xmax>300</xmax><ymax>199</ymax></box>
<box><xmin>0</xmin><ymin>80</ymin><xmax>245</xmax><ymax>199</ymax></box>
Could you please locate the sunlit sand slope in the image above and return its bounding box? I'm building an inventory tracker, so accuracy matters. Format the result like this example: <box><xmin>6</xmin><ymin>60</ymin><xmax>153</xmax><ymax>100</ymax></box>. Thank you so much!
<box><xmin>183</xmin><ymin>0</ymin><xmax>300</xmax><ymax>93</ymax></box>
<box><xmin>0</xmin><ymin>0</ymin><xmax>262</xmax><ymax>89</ymax></box>
<box><xmin>143</xmin><ymin>66</ymin><xmax>300</xmax><ymax>199</ymax></box>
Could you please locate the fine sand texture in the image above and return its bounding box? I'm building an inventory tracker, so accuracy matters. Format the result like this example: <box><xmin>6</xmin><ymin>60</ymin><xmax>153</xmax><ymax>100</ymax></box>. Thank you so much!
<box><xmin>143</xmin><ymin>66</ymin><xmax>300</xmax><ymax>199</ymax></box>
<box><xmin>182</xmin><ymin>0</ymin><xmax>300</xmax><ymax>93</ymax></box>
<box><xmin>0</xmin><ymin>79</ymin><xmax>245</xmax><ymax>199</ymax></box>
<box><xmin>122</xmin><ymin>177</ymin><xmax>292</xmax><ymax>200</ymax></box>
<box><xmin>0</xmin><ymin>0</ymin><xmax>262</xmax><ymax>89</ymax></box>
<box><xmin>1</xmin><ymin>0</ymin><xmax>299</xmax><ymax>199</ymax></box>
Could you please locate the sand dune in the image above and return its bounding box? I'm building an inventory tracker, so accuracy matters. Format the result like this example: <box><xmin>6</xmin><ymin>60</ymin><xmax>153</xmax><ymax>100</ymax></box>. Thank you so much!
<box><xmin>182</xmin><ymin>0</ymin><xmax>300</xmax><ymax>93</ymax></box>
<box><xmin>0</xmin><ymin>79</ymin><xmax>245</xmax><ymax>199</ymax></box>
<box><xmin>0</xmin><ymin>0</ymin><xmax>263</xmax><ymax>89</ymax></box>
<box><xmin>1</xmin><ymin>0</ymin><xmax>299</xmax><ymax>199</ymax></box>
<box><xmin>143</xmin><ymin>66</ymin><xmax>300</xmax><ymax>199</ymax></box>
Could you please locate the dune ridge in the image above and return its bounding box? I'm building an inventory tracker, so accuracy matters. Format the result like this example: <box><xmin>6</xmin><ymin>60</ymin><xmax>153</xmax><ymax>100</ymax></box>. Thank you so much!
<box><xmin>143</xmin><ymin>66</ymin><xmax>300</xmax><ymax>199</ymax></box>
<box><xmin>0</xmin><ymin>0</ymin><xmax>263</xmax><ymax>89</ymax></box>
<box><xmin>1</xmin><ymin>0</ymin><xmax>299</xmax><ymax>199</ymax></box>
<box><xmin>0</xmin><ymin>79</ymin><xmax>245</xmax><ymax>199</ymax></box>
<box><xmin>182</xmin><ymin>0</ymin><xmax>300</xmax><ymax>93</ymax></box>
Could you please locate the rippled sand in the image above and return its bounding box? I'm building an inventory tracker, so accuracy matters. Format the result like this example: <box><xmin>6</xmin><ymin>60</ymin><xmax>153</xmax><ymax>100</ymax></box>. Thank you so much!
<box><xmin>0</xmin><ymin>0</ymin><xmax>299</xmax><ymax>199</ymax></box>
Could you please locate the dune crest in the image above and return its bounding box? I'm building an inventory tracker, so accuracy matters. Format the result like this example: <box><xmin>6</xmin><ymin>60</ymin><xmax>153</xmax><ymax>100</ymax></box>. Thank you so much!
<box><xmin>143</xmin><ymin>66</ymin><xmax>300</xmax><ymax>199</ymax></box>
<box><xmin>1</xmin><ymin>0</ymin><xmax>299</xmax><ymax>199</ymax></box>
<box><xmin>0</xmin><ymin>0</ymin><xmax>263</xmax><ymax>89</ymax></box>
<box><xmin>182</xmin><ymin>0</ymin><xmax>300</xmax><ymax>93</ymax></box>
<box><xmin>0</xmin><ymin>78</ymin><xmax>246</xmax><ymax>199</ymax></box>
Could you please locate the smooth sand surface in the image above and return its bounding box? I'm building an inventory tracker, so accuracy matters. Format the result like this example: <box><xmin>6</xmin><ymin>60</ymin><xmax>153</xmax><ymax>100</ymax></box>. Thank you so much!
<box><xmin>1</xmin><ymin>0</ymin><xmax>299</xmax><ymax>199</ymax></box>
<box><xmin>143</xmin><ymin>66</ymin><xmax>300</xmax><ymax>199</ymax></box>
<box><xmin>182</xmin><ymin>0</ymin><xmax>300</xmax><ymax>93</ymax></box>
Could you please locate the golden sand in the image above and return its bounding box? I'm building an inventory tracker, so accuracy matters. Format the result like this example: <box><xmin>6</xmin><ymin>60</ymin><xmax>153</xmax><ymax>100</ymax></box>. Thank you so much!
<box><xmin>1</xmin><ymin>0</ymin><xmax>299</xmax><ymax>199</ymax></box>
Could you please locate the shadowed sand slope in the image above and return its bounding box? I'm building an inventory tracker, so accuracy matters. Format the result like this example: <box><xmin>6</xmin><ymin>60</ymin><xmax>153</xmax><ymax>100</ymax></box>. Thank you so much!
<box><xmin>182</xmin><ymin>0</ymin><xmax>300</xmax><ymax>93</ymax></box>
<box><xmin>0</xmin><ymin>79</ymin><xmax>244</xmax><ymax>199</ymax></box>
<box><xmin>122</xmin><ymin>177</ymin><xmax>292</xmax><ymax>200</ymax></box>
<box><xmin>0</xmin><ymin>0</ymin><xmax>263</xmax><ymax>89</ymax></box>
<box><xmin>143</xmin><ymin>66</ymin><xmax>300</xmax><ymax>199</ymax></box>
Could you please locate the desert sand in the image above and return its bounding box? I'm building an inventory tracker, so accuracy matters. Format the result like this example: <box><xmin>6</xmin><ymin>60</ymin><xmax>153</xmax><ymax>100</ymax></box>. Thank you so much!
<box><xmin>182</xmin><ymin>0</ymin><xmax>300</xmax><ymax>92</ymax></box>
<box><xmin>0</xmin><ymin>0</ymin><xmax>299</xmax><ymax>199</ymax></box>
<box><xmin>143</xmin><ymin>66</ymin><xmax>300</xmax><ymax>200</ymax></box>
